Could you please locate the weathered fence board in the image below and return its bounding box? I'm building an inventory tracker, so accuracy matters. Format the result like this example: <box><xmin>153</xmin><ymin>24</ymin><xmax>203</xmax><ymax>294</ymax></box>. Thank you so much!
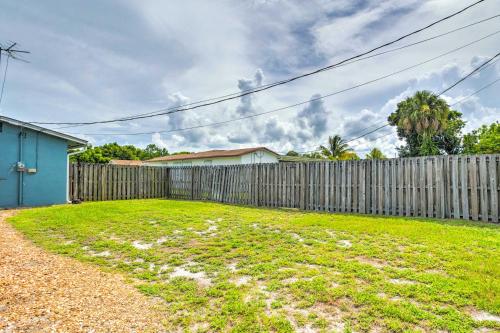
<box><xmin>69</xmin><ymin>154</ymin><xmax>499</xmax><ymax>222</ymax></box>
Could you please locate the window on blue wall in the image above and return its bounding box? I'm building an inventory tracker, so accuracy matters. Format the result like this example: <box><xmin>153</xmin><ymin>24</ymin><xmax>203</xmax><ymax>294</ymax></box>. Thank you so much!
<box><xmin>0</xmin><ymin>122</ymin><xmax>3</xmax><ymax>132</ymax></box>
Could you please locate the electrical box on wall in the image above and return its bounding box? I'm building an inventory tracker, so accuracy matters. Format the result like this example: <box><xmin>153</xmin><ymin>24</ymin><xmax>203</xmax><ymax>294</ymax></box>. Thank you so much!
<box><xmin>27</xmin><ymin>168</ymin><xmax>37</xmax><ymax>174</ymax></box>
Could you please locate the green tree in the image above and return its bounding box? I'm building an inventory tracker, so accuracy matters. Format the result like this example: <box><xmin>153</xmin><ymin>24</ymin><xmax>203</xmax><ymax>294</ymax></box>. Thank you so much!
<box><xmin>433</xmin><ymin>110</ymin><xmax>465</xmax><ymax>155</ymax></box>
<box><xmin>171</xmin><ymin>151</ymin><xmax>193</xmax><ymax>156</ymax></box>
<box><xmin>319</xmin><ymin>135</ymin><xmax>352</xmax><ymax>160</ymax></box>
<box><xmin>463</xmin><ymin>122</ymin><xmax>500</xmax><ymax>154</ymax></box>
<box><xmin>338</xmin><ymin>151</ymin><xmax>360</xmax><ymax>160</ymax></box>
<box><xmin>99</xmin><ymin>143</ymin><xmax>142</xmax><ymax>160</ymax></box>
<box><xmin>70</xmin><ymin>145</ymin><xmax>111</xmax><ymax>163</ymax></box>
<box><xmin>302</xmin><ymin>152</ymin><xmax>325</xmax><ymax>159</ymax></box>
<box><xmin>141</xmin><ymin>144</ymin><xmax>169</xmax><ymax>160</ymax></box>
<box><xmin>286</xmin><ymin>150</ymin><xmax>299</xmax><ymax>156</ymax></box>
<box><xmin>388</xmin><ymin>91</ymin><xmax>461</xmax><ymax>157</ymax></box>
<box><xmin>71</xmin><ymin>142</ymin><xmax>170</xmax><ymax>163</ymax></box>
<box><xmin>366</xmin><ymin>148</ymin><xmax>387</xmax><ymax>160</ymax></box>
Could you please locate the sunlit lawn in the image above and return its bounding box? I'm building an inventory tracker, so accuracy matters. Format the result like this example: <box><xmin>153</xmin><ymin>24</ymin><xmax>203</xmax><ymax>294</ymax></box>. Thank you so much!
<box><xmin>8</xmin><ymin>200</ymin><xmax>500</xmax><ymax>332</ymax></box>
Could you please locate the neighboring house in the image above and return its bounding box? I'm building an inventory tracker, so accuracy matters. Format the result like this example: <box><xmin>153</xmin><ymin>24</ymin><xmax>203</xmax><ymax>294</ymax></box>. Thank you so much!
<box><xmin>0</xmin><ymin>116</ymin><xmax>87</xmax><ymax>208</ymax></box>
<box><xmin>109</xmin><ymin>159</ymin><xmax>143</xmax><ymax>166</ymax></box>
<box><xmin>146</xmin><ymin>147</ymin><xmax>279</xmax><ymax>166</ymax></box>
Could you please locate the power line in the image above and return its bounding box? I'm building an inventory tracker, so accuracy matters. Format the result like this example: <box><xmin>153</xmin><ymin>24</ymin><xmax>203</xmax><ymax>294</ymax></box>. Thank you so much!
<box><xmin>67</xmin><ymin>29</ymin><xmax>500</xmax><ymax>136</ymax></box>
<box><xmin>341</xmin><ymin>120</ymin><xmax>388</xmax><ymax>139</ymax></box>
<box><xmin>336</xmin><ymin>51</ymin><xmax>500</xmax><ymax>146</ymax></box>
<box><xmin>286</xmin><ymin>131</ymin><xmax>393</xmax><ymax>156</ymax></box>
<box><xmin>350</xmin><ymin>131</ymin><xmax>394</xmax><ymax>148</ymax></box>
<box><xmin>54</xmin><ymin>12</ymin><xmax>500</xmax><ymax>130</ymax></box>
<box><xmin>294</xmin><ymin>130</ymin><xmax>395</xmax><ymax>155</ymax></box>
<box><xmin>345</xmin><ymin>124</ymin><xmax>391</xmax><ymax>144</ymax></box>
<box><xmin>30</xmin><ymin>0</ymin><xmax>489</xmax><ymax>126</ymax></box>
<box><xmin>294</xmin><ymin>131</ymin><xmax>395</xmax><ymax>156</ymax></box>
<box><xmin>296</xmin><ymin>50</ymin><xmax>500</xmax><ymax>154</ymax></box>
<box><xmin>450</xmin><ymin>77</ymin><xmax>500</xmax><ymax>106</ymax></box>
<box><xmin>438</xmin><ymin>52</ymin><xmax>500</xmax><ymax>95</ymax></box>
<box><xmin>345</xmin><ymin>51</ymin><xmax>500</xmax><ymax>143</ymax></box>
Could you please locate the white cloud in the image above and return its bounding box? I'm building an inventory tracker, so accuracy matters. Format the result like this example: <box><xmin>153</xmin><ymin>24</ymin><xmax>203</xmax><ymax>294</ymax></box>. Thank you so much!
<box><xmin>151</xmin><ymin>132</ymin><xmax>168</xmax><ymax>149</ymax></box>
<box><xmin>296</xmin><ymin>94</ymin><xmax>330</xmax><ymax>138</ymax></box>
<box><xmin>236</xmin><ymin>69</ymin><xmax>264</xmax><ymax>115</ymax></box>
<box><xmin>447</xmin><ymin>95</ymin><xmax>500</xmax><ymax>132</ymax></box>
<box><xmin>314</xmin><ymin>0</ymin><xmax>421</xmax><ymax>56</ymax></box>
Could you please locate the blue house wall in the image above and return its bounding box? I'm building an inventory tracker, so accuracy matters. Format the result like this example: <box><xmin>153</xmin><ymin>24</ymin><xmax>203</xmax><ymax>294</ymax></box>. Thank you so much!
<box><xmin>0</xmin><ymin>121</ymin><xmax>70</xmax><ymax>207</ymax></box>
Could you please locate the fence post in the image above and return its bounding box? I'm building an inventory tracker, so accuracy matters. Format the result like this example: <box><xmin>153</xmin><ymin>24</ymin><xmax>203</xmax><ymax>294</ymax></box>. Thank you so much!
<box><xmin>191</xmin><ymin>167</ymin><xmax>195</xmax><ymax>200</ymax></box>
<box><xmin>490</xmin><ymin>156</ymin><xmax>498</xmax><ymax>222</ymax></box>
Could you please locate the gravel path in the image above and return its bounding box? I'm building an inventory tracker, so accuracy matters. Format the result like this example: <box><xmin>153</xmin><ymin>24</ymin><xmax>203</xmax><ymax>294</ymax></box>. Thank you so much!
<box><xmin>0</xmin><ymin>210</ymin><xmax>164</xmax><ymax>332</ymax></box>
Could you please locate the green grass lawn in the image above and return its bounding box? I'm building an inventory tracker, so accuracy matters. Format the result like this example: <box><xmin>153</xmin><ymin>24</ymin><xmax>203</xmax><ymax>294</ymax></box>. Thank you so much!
<box><xmin>8</xmin><ymin>200</ymin><xmax>500</xmax><ymax>333</ymax></box>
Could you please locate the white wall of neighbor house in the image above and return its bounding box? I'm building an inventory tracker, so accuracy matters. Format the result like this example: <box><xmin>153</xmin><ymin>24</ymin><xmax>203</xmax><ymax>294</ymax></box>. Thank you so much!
<box><xmin>156</xmin><ymin>156</ymin><xmax>242</xmax><ymax>167</ymax></box>
<box><xmin>241</xmin><ymin>151</ymin><xmax>278</xmax><ymax>164</ymax></box>
<box><xmin>146</xmin><ymin>150</ymin><xmax>279</xmax><ymax>167</ymax></box>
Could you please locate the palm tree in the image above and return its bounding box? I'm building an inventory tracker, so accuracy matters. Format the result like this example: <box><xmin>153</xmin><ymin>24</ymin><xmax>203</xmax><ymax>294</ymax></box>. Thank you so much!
<box><xmin>366</xmin><ymin>148</ymin><xmax>386</xmax><ymax>160</ymax></box>
<box><xmin>319</xmin><ymin>135</ymin><xmax>352</xmax><ymax>160</ymax></box>
<box><xmin>388</xmin><ymin>91</ymin><xmax>449</xmax><ymax>155</ymax></box>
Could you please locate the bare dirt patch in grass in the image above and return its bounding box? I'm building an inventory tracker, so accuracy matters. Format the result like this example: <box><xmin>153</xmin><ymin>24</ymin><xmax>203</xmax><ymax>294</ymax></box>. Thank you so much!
<box><xmin>91</xmin><ymin>250</ymin><xmax>112</xmax><ymax>257</ymax></box>
<box><xmin>473</xmin><ymin>328</ymin><xmax>497</xmax><ymax>333</ymax></box>
<box><xmin>158</xmin><ymin>264</ymin><xmax>170</xmax><ymax>273</ymax></box>
<box><xmin>231</xmin><ymin>275</ymin><xmax>252</xmax><ymax>286</ymax></box>
<box><xmin>132</xmin><ymin>240</ymin><xmax>153</xmax><ymax>250</ymax></box>
<box><xmin>282</xmin><ymin>277</ymin><xmax>299</xmax><ymax>284</ymax></box>
<box><xmin>227</xmin><ymin>261</ymin><xmax>238</xmax><ymax>272</ymax></box>
<box><xmin>170</xmin><ymin>267</ymin><xmax>211</xmax><ymax>287</ymax></box>
<box><xmin>195</xmin><ymin>223</ymin><xmax>218</xmax><ymax>236</ymax></box>
<box><xmin>284</xmin><ymin>302</ymin><xmax>345</xmax><ymax>332</ymax></box>
<box><xmin>337</xmin><ymin>239</ymin><xmax>352</xmax><ymax>248</ymax></box>
<box><xmin>156</xmin><ymin>236</ymin><xmax>170</xmax><ymax>244</ymax></box>
<box><xmin>470</xmin><ymin>310</ymin><xmax>500</xmax><ymax>322</ymax></box>
<box><xmin>355</xmin><ymin>256</ymin><xmax>387</xmax><ymax>269</ymax></box>
<box><xmin>291</xmin><ymin>233</ymin><xmax>304</xmax><ymax>242</ymax></box>
<box><xmin>389</xmin><ymin>278</ymin><xmax>417</xmax><ymax>285</ymax></box>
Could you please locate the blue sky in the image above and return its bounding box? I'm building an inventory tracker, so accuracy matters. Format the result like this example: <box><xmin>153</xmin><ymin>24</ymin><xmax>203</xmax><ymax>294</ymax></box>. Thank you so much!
<box><xmin>0</xmin><ymin>0</ymin><xmax>499</xmax><ymax>157</ymax></box>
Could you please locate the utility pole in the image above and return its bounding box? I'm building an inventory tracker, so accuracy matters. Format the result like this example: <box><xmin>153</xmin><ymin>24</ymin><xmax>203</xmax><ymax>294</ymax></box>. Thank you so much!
<box><xmin>0</xmin><ymin>41</ymin><xmax>30</xmax><ymax>110</ymax></box>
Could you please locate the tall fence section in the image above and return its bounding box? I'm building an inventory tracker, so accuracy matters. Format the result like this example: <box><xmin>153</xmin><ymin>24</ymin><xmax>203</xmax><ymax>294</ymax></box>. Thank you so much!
<box><xmin>69</xmin><ymin>163</ymin><xmax>168</xmax><ymax>201</ymax></box>
<box><xmin>69</xmin><ymin>154</ymin><xmax>499</xmax><ymax>222</ymax></box>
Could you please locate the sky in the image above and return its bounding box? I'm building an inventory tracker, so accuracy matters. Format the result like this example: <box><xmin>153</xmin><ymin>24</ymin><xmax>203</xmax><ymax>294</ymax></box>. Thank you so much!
<box><xmin>0</xmin><ymin>0</ymin><xmax>499</xmax><ymax>157</ymax></box>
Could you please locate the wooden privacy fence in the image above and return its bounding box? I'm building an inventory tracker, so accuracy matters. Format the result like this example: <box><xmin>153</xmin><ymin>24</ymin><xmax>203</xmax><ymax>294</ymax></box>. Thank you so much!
<box><xmin>69</xmin><ymin>154</ymin><xmax>499</xmax><ymax>222</ymax></box>
<box><xmin>69</xmin><ymin>163</ymin><xmax>168</xmax><ymax>201</ymax></box>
